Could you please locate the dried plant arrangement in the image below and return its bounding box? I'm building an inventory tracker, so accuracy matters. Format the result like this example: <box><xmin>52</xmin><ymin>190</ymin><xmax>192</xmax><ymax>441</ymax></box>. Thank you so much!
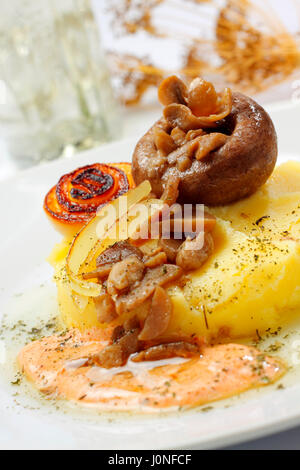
<box><xmin>103</xmin><ymin>0</ymin><xmax>300</xmax><ymax>105</ymax></box>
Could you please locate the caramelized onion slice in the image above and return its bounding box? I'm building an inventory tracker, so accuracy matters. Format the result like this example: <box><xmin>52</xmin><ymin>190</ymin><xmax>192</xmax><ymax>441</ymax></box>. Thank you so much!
<box><xmin>66</xmin><ymin>181</ymin><xmax>152</xmax><ymax>297</ymax></box>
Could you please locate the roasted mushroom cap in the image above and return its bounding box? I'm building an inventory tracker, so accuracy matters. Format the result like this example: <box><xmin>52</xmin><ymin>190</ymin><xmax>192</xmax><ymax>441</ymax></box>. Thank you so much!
<box><xmin>132</xmin><ymin>78</ymin><xmax>278</xmax><ymax>206</ymax></box>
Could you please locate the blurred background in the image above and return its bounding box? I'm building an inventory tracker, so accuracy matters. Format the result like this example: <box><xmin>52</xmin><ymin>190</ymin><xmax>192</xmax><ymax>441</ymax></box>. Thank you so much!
<box><xmin>0</xmin><ymin>0</ymin><xmax>300</xmax><ymax>178</ymax></box>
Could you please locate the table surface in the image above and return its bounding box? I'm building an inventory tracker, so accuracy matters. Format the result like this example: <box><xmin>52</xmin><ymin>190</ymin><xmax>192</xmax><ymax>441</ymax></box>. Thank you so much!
<box><xmin>1</xmin><ymin>102</ymin><xmax>300</xmax><ymax>450</ymax></box>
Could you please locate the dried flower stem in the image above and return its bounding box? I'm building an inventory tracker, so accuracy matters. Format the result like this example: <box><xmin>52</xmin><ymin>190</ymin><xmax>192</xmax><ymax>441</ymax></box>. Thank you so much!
<box><xmin>107</xmin><ymin>0</ymin><xmax>300</xmax><ymax>105</ymax></box>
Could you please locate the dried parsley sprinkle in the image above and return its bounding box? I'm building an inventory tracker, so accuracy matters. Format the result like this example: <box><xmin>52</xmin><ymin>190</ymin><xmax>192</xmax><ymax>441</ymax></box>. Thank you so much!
<box><xmin>11</xmin><ymin>378</ymin><xmax>21</xmax><ymax>386</ymax></box>
<box><xmin>200</xmin><ymin>406</ymin><xmax>214</xmax><ymax>413</ymax></box>
<box><xmin>265</xmin><ymin>342</ymin><xmax>282</xmax><ymax>353</ymax></box>
<box><xmin>257</xmin><ymin>354</ymin><xmax>266</xmax><ymax>362</ymax></box>
<box><xmin>255</xmin><ymin>215</ymin><xmax>270</xmax><ymax>226</ymax></box>
<box><xmin>256</xmin><ymin>329</ymin><xmax>262</xmax><ymax>341</ymax></box>
<box><xmin>260</xmin><ymin>376</ymin><xmax>271</xmax><ymax>384</ymax></box>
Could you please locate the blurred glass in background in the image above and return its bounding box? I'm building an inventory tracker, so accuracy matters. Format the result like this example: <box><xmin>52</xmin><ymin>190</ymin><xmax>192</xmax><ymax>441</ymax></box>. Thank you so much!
<box><xmin>0</xmin><ymin>0</ymin><xmax>119</xmax><ymax>168</ymax></box>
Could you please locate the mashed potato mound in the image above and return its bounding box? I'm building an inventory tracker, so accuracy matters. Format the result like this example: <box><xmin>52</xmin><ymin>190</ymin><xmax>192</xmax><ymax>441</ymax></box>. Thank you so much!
<box><xmin>51</xmin><ymin>161</ymin><xmax>300</xmax><ymax>340</ymax></box>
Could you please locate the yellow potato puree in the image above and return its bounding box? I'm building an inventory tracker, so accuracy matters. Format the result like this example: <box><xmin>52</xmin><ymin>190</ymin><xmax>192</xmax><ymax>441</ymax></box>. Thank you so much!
<box><xmin>51</xmin><ymin>161</ymin><xmax>300</xmax><ymax>341</ymax></box>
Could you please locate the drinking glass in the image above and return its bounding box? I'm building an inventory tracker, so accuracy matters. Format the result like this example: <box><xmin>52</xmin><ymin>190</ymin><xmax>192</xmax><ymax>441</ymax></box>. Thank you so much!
<box><xmin>0</xmin><ymin>0</ymin><xmax>120</xmax><ymax>167</ymax></box>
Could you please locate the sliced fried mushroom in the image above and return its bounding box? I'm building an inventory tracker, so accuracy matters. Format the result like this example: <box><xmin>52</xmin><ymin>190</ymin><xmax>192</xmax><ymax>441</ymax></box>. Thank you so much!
<box><xmin>144</xmin><ymin>251</ymin><xmax>167</xmax><ymax>268</ymax></box>
<box><xmin>142</xmin><ymin>333</ymin><xmax>204</xmax><ymax>349</ymax></box>
<box><xmin>139</xmin><ymin>286</ymin><xmax>172</xmax><ymax>341</ymax></box>
<box><xmin>176</xmin><ymin>232</ymin><xmax>214</xmax><ymax>271</ymax></box>
<box><xmin>82</xmin><ymin>264</ymin><xmax>114</xmax><ymax>280</ymax></box>
<box><xmin>140</xmin><ymin>243</ymin><xmax>163</xmax><ymax>258</ymax></box>
<box><xmin>195</xmin><ymin>133</ymin><xmax>228</xmax><ymax>161</ymax></box>
<box><xmin>161</xmin><ymin>174</ymin><xmax>180</xmax><ymax>206</ymax></box>
<box><xmin>91</xmin><ymin>326</ymin><xmax>141</xmax><ymax>369</ymax></box>
<box><xmin>111</xmin><ymin>324</ymin><xmax>126</xmax><ymax>343</ymax></box>
<box><xmin>154</xmin><ymin>127</ymin><xmax>177</xmax><ymax>156</ymax></box>
<box><xmin>85</xmin><ymin>241</ymin><xmax>144</xmax><ymax>282</ymax></box>
<box><xmin>158</xmin><ymin>75</ymin><xmax>188</xmax><ymax>106</ymax></box>
<box><xmin>131</xmin><ymin>341</ymin><xmax>201</xmax><ymax>362</ymax></box>
<box><xmin>160</xmin><ymin>212</ymin><xmax>216</xmax><ymax>239</ymax></box>
<box><xmin>166</xmin><ymin>132</ymin><xmax>226</xmax><ymax>168</ymax></box>
<box><xmin>163</xmin><ymin>103</ymin><xmax>206</xmax><ymax>131</ymax></box>
<box><xmin>115</xmin><ymin>264</ymin><xmax>183</xmax><ymax>315</ymax></box>
<box><xmin>167</xmin><ymin>138</ymin><xmax>200</xmax><ymax>166</ymax></box>
<box><xmin>177</xmin><ymin>155</ymin><xmax>192</xmax><ymax>172</ymax></box>
<box><xmin>163</xmin><ymin>88</ymin><xmax>232</xmax><ymax>131</ymax></box>
<box><xmin>110</xmin><ymin>316</ymin><xmax>140</xmax><ymax>343</ymax></box>
<box><xmin>185</xmin><ymin>129</ymin><xmax>207</xmax><ymax>141</ymax></box>
<box><xmin>107</xmin><ymin>255</ymin><xmax>145</xmax><ymax>297</ymax></box>
<box><xmin>187</xmin><ymin>77</ymin><xmax>219</xmax><ymax>117</ymax></box>
<box><xmin>96</xmin><ymin>240</ymin><xmax>143</xmax><ymax>267</ymax></box>
<box><xmin>158</xmin><ymin>238</ymin><xmax>183</xmax><ymax>263</ymax></box>
<box><xmin>171</xmin><ymin>127</ymin><xmax>186</xmax><ymax>146</ymax></box>
<box><xmin>94</xmin><ymin>292</ymin><xmax>117</xmax><ymax>323</ymax></box>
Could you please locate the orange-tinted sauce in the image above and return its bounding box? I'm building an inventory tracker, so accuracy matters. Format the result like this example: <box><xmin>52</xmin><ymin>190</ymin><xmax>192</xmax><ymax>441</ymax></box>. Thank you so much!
<box><xmin>18</xmin><ymin>328</ymin><xmax>285</xmax><ymax>412</ymax></box>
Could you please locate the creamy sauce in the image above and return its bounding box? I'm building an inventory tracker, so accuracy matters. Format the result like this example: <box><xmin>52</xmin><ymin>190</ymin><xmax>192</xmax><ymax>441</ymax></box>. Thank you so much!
<box><xmin>0</xmin><ymin>283</ymin><xmax>181</xmax><ymax>416</ymax></box>
<box><xmin>0</xmin><ymin>283</ymin><xmax>61</xmax><ymax>412</ymax></box>
<box><xmin>1</xmin><ymin>283</ymin><xmax>300</xmax><ymax>417</ymax></box>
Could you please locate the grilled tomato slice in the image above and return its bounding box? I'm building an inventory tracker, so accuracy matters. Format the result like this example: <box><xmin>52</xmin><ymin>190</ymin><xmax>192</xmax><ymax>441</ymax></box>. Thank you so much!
<box><xmin>44</xmin><ymin>162</ymin><xmax>134</xmax><ymax>238</ymax></box>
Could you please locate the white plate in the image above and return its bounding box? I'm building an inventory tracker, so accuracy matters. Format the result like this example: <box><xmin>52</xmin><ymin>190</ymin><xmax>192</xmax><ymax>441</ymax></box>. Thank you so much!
<box><xmin>0</xmin><ymin>102</ymin><xmax>300</xmax><ymax>450</ymax></box>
